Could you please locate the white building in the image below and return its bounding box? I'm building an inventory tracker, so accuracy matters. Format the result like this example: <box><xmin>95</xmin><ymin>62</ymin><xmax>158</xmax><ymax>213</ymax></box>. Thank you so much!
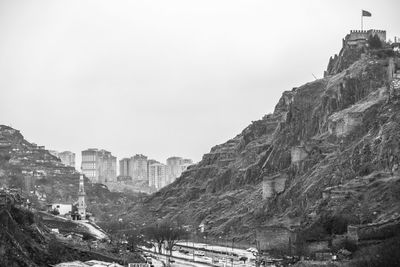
<box><xmin>48</xmin><ymin>203</ymin><xmax>72</xmax><ymax>215</ymax></box>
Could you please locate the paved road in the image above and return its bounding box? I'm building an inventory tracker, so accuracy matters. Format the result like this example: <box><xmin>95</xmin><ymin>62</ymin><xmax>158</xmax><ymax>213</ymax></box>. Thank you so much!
<box><xmin>144</xmin><ymin>244</ymin><xmax>254</xmax><ymax>267</ymax></box>
<box><xmin>175</xmin><ymin>242</ymin><xmax>255</xmax><ymax>267</ymax></box>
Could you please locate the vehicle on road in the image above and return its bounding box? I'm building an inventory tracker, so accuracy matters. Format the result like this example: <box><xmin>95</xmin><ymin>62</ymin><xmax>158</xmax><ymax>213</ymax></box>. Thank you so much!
<box><xmin>246</xmin><ymin>247</ymin><xmax>258</xmax><ymax>253</ymax></box>
<box><xmin>194</xmin><ymin>251</ymin><xmax>205</xmax><ymax>256</ymax></box>
<box><xmin>179</xmin><ymin>249</ymin><xmax>189</xmax><ymax>254</ymax></box>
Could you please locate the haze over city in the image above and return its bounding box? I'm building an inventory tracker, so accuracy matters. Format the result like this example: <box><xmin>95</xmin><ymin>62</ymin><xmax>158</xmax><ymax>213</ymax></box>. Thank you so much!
<box><xmin>1</xmin><ymin>0</ymin><xmax>399</xmax><ymax>167</ymax></box>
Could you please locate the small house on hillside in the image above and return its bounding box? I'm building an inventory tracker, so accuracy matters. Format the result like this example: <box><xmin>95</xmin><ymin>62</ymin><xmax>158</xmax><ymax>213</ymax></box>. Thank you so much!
<box><xmin>47</xmin><ymin>203</ymin><xmax>72</xmax><ymax>215</ymax></box>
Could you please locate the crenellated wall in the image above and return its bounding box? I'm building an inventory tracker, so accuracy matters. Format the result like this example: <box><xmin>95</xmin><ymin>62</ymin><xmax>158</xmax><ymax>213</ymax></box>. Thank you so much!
<box><xmin>347</xmin><ymin>29</ymin><xmax>386</xmax><ymax>43</ymax></box>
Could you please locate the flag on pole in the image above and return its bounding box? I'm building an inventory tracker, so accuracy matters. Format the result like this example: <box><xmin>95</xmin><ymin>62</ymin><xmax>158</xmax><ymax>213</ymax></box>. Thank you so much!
<box><xmin>362</xmin><ymin>10</ymin><xmax>372</xmax><ymax>17</ymax></box>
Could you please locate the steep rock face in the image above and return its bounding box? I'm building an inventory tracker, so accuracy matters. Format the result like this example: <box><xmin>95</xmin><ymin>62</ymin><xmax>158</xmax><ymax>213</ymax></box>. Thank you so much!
<box><xmin>127</xmin><ymin>41</ymin><xmax>400</xmax><ymax>242</ymax></box>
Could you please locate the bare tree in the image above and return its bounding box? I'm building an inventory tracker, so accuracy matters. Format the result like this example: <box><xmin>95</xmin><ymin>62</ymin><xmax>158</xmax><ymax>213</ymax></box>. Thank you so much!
<box><xmin>144</xmin><ymin>221</ymin><xmax>187</xmax><ymax>257</ymax></box>
<box><xmin>164</xmin><ymin>225</ymin><xmax>187</xmax><ymax>257</ymax></box>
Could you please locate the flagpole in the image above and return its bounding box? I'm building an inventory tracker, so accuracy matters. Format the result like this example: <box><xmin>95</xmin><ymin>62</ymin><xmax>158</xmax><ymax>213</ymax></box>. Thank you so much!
<box><xmin>361</xmin><ymin>10</ymin><xmax>363</xmax><ymax>31</ymax></box>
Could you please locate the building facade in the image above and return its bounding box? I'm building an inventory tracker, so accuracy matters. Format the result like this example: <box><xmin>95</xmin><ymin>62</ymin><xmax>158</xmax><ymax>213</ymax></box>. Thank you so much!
<box><xmin>49</xmin><ymin>150</ymin><xmax>76</xmax><ymax>168</ymax></box>
<box><xmin>148</xmin><ymin>161</ymin><xmax>167</xmax><ymax>189</ymax></box>
<box><xmin>166</xmin><ymin>157</ymin><xmax>193</xmax><ymax>183</ymax></box>
<box><xmin>119</xmin><ymin>158</ymin><xmax>131</xmax><ymax>177</ymax></box>
<box><xmin>131</xmin><ymin>154</ymin><xmax>148</xmax><ymax>182</ymax></box>
<box><xmin>81</xmin><ymin>149</ymin><xmax>117</xmax><ymax>183</ymax></box>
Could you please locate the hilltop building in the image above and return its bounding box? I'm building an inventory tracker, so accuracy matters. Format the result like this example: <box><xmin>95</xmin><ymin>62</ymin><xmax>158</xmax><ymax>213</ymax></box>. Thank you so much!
<box><xmin>344</xmin><ymin>29</ymin><xmax>386</xmax><ymax>48</ymax></box>
<box><xmin>49</xmin><ymin>150</ymin><xmax>76</xmax><ymax>168</ymax></box>
<box><xmin>81</xmin><ymin>149</ymin><xmax>117</xmax><ymax>184</ymax></box>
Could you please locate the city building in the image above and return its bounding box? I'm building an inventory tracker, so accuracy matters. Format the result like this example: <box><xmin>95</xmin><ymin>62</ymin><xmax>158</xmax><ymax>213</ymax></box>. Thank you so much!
<box><xmin>81</xmin><ymin>149</ymin><xmax>117</xmax><ymax>183</ymax></box>
<box><xmin>166</xmin><ymin>157</ymin><xmax>193</xmax><ymax>183</ymax></box>
<box><xmin>49</xmin><ymin>150</ymin><xmax>76</xmax><ymax>168</ymax></box>
<box><xmin>119</xmin><ymin>158</ymin><xmax>131</xmax><ymax>177</ymax></box>
<box><xmin>148</xmin><ymin>161</ymin><xmax>167</xmax><ymax>189</ymax></box>
<box><xmin>180</xmin><ymin>158</ymin><xmax>193</xmax><ymax>173</ymax></box>
<box><xmin>130</xmin><ymin>154</ymin><xmax>148</xmax><ymax>182</ymax></box>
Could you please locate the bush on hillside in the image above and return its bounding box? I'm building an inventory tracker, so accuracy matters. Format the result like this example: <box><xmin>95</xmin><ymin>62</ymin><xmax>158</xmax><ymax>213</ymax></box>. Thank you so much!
<box><xmin>354</xmin><ymin>233</ymin><xmax>400</xmax><ymax>267</ymax></box>
<box><xmin>368</xmin><ymin>35</ymin><xmax>382</xmax><ymax>49</ymax></box>
<box><xmin>11</xmin><ymin>206</ymin><xmax>35</xmax><ymax>225</ymax></box>
<box><xmin>321</xmin><ymin>214</ymin><xmax>358</xmax><ymax>235</ymax></box>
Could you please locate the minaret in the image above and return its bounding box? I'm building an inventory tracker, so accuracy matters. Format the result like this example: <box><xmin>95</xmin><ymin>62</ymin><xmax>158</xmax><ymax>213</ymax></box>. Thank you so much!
<box><xmin>78</xmin><ymin>174</ymin><xmax>86</xmax><ymax>219</ymax></box>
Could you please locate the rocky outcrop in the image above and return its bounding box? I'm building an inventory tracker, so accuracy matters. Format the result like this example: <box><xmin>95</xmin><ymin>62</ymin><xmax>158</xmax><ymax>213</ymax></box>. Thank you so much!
<box><xmin>125</xmin><ymin>36</ymin><xmax>400</xmax><ymax>245</ymax></box>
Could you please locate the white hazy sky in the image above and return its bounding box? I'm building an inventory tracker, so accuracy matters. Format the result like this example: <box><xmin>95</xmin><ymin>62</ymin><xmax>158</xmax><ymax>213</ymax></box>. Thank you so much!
<box><xmin>1</xmin><ymin>0</ymin><xmax>399</xmax><ymax>169</ymax></box>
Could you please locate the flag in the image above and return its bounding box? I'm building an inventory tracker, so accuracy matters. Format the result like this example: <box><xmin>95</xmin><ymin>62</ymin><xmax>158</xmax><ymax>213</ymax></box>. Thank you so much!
<box><xmin>362</xmin><ymin>10</ymin><xmax>372</xmax><ymax>17</ymax></box>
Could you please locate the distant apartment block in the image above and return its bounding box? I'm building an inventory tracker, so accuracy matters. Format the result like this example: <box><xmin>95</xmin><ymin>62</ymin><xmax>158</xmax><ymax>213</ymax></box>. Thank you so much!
<box><xmin>81</xmin><ymin>149</ymin><xmax>117</xmax><ymax>184</ymax></box>
<box><xmin>148</xmin><ymin>161</ymin><xmax>167</xmax><ymax>189</ymax></box>
<box><xmin>49</xmin><ymin>150</ymin><xmax>76</xmax><ymax>168</ymax></box>
<box><xmin>115</xmin><ymin>153</ymin><xmax>193</xmax><ymax>192</ymax></box>
<box><xmin>131</xmin><ymin>154</ymin><xmax>148</xmax><ymax>182</ymax></box>
<box><xmin>166</xmin><ymin>157</ymin><xmax>193</xmax><ymax>183</ymax></box>
<box><xmin>180</xmin><ymin>158</ymin><xmax>193</xmax><ymax>173</ymax></box>
<box><xmin>119</xmin><ymin>158</ymin><xmax>131</xmax><ymax>177</ymax></box>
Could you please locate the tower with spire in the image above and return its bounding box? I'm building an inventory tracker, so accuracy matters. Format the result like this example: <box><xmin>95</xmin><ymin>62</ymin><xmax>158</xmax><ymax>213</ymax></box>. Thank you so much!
<box><xmin>78</xmin><ymin>174</ymin><xmax>86</xmax><ymax>220</ymax></box>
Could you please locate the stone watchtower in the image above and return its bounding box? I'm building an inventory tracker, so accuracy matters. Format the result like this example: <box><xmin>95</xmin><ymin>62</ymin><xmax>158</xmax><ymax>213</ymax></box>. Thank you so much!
<box><xmin>78</xmin><ymin>174</ymin><xmax>86</xmax><ymax>219</ymax></box>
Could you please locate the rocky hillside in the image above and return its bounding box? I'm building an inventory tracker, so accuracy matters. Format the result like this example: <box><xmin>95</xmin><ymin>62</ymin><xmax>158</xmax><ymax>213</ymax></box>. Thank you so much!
<box><xmin>0</xmin><ymin>125</ymin><xmax>138</xmax><ymax>220</ymax></box>
<box><xmin>127</xmin><ymin>33</ymin><xmax>400</xmax><ymax>244</ymax></box>
<box><xmin>0</xmin><ymin>204</ymin><xmax>132</xmax><ymax>267</ymax></box>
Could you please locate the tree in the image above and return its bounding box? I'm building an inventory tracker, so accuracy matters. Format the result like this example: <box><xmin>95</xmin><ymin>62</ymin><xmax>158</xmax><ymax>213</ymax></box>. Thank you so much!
<box><xmin>144</xmin><ymin>221</ymin><xmax>187</xmax><ymax>257</ymax></box>
<box><xmin>164</xmin><ymin>225</ymin><xmax>187</xmax><ymax>258</ymax></box>
<box><xmin>368</xmin><ymin>34</ymin><xmax>382</xmax><ymax>49</ymax></box>
<box><xmin>50</xmin><ymin>208</ymin><xmax>60</xmax><ymax>215</ymax></box>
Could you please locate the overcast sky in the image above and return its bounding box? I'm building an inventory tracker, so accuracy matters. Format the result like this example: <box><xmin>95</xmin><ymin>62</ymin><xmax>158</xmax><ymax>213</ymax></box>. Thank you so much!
<box><xmin>1</xmin><ymin>0</ymin><xmax>399</xmax><ymax>169</ymax></box>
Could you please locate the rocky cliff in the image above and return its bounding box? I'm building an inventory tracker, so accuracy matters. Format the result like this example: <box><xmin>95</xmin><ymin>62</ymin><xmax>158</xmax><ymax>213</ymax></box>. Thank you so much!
<box><xmin>127</xmin><ymin>33</ymin><xmax>400</xmax><ymax>245</ymax></box>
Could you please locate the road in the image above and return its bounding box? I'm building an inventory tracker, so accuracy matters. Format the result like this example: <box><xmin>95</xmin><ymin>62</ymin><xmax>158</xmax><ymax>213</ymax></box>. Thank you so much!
<box><xmin>148</xmin><ymin>252</ymin><xmax>211</xmax><ymax>267</ymax></box>
<box><xmin>144</xmin><ymin>241</ymin><xmax>255</xmax><ymax>267</ymax></box>
<box><xmin>176</xmin><ymin>242</ymin><xmax>255</xmax><ymax>266</ymax></box>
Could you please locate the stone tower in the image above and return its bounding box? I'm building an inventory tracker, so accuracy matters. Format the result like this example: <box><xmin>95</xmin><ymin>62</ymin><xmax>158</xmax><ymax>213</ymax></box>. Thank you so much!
<box><xmin>78</xmin><ymin>174</ymin><xmax>86</xmax><ymax>219</ymax></box>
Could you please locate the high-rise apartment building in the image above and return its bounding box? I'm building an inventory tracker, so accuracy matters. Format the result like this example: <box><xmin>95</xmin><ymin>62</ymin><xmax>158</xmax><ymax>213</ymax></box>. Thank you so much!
<box><xmin>180</xmin><ymin>158</ymin><xmax>193</xmax><ymax>173</ymax></box>
<box><xmin>166</xmin><ymin>156</ymin><xmax>182</xmax><ymax>183</ymax></box>
<box><xmin>119</xmin><ymin>158</ymin><xmax>131</xmax><ymax>177</ymax></box>
<box><xmin>81</xmin><ymin>149</ymin><xmax>117</xmax><ymax>184</ymax></box>
<box><xmin>131</xmin><ymin>154</ymin><xmax>148</xmax><ymax>182</ymax></box>
<box><xmin>49</xmin><ymin>150</ymin><xmax>76</xmax><ymax>168</ymax></box>
<box><xmin>148</xmin><ymin>161</ymin><xmax>167</xmax><ymax>189</ymax></box>
<box><xmin>166</xmin><ymin>157</ymin><xmax>193</xmax><ymax>183</ymax></box>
